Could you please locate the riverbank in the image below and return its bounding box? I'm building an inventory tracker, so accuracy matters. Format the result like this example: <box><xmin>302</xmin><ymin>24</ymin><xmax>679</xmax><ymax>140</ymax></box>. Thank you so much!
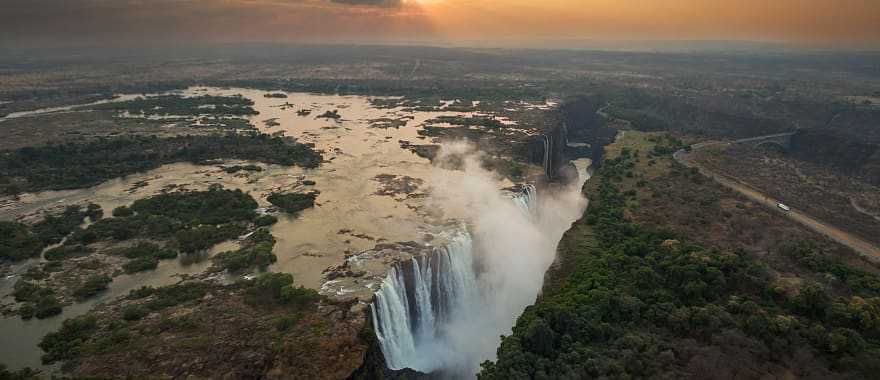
<box><xmin>481</xmin><ymin>130</ymin><xmax>880</xmax><ymax>379</ymax></box>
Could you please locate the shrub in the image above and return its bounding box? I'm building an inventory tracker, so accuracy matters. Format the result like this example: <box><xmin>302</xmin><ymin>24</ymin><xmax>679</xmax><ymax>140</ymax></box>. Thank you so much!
<box><xmin>39</xmin><ymin>316</ymin><xmax>98</xmax><ymax>363</ymax></box>
<box><xmin>254</xmin><ymin>214</ymin><xmax>278</xmax><ymax>227</ymax></box>
<box><xmin>266</xmin><ymin>192</ymin><xmax>317</xmax><ymax>213</ymax></box>
<box><xmin>244</xmin><ymin>273</ymin><xmax>321</xmax><ymax>308</ymax></box>
<box><xmin>176</xmin><ymin>224</ymin><xmax>246</xmax><ymax>253</ymax></box>
<box><xmin>33</xmin><ymin>296</ymin><xmax>63</xmax><ymax>319</ymax></box>
<box><xmin>0</xmin><ymin>221</ymin><xmax>43</xmax><ymax>262</ymax></box>
<box><xmin>73</xmin><ymin>275</ymin><xmax>112</xmax><ymax>300</ymax></box>
<box><xmin>44</xmin><ymin>245</ymin><xmax>90</xmax><ymax>261</ymax></box>
<box><xmin>213</xmin><ymin>229</ymin><xmax>276</xmax><ymax>272</ymax></box>
<box><xmin>122</xmin><ymin>305</ymin><xmax>150</xmax><ymax>321</ymax></box>
<box><xmin>144</xmin><ymin>283</ymin><xmax>208</xmax><ymax>311</ymax></box>
<box><xmin>122</xmin><ymin>257</ymin><xmax>159</xmax><ymax>274</ymax></box>
<box><xmin>127</xmin><ymin>286</ymin><xmax>155</xmax><ymax>300</ymax></box>
<box><xmin>112</xmin><ymin>206</ymin><xmax>134</xmax><ymax>217</ymax></box>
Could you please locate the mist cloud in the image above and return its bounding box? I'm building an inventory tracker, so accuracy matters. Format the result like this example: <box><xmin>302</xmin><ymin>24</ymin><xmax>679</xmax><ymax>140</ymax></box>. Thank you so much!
<box><xmin>419</xmin><ymin>141</ymin><xmax>588</xmax><ymax>375</ymax></box>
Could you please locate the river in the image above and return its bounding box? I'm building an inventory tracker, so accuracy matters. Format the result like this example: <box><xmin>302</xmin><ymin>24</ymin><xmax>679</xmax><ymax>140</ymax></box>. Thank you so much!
<box><xmin>0</xmin><ymin>87</ymin><xmax>550</xmax><ymax>372</ymax></box>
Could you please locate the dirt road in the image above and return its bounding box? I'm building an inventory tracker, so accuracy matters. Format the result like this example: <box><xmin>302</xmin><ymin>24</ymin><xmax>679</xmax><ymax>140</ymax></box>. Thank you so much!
<box><xmin>674</xmin><ymin>145</ymin><xmax>880</xmax><ymax>261</ymax></box>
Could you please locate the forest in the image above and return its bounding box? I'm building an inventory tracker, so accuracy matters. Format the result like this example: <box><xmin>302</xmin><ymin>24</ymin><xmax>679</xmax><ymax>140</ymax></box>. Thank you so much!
<box><xmin>480</xmin><ymin>149</ymin><xmax>880</xmax><ymax>379</ymax></box>
<box><xmin>89</xmin><ymin>94</ymin><xmax>258</xmax><ymax>117</ymax></box>
<box><xmin>0</xmin><ymin>133</ymin><xmax>321</xmax><ymax>195</ymax></box>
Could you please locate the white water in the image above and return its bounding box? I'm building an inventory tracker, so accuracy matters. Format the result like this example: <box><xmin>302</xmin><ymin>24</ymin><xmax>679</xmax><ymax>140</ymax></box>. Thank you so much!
<box><xmin>371</xmin><ymin>144</ymin><xmax>589</xmax><ymax>377</ymax></box>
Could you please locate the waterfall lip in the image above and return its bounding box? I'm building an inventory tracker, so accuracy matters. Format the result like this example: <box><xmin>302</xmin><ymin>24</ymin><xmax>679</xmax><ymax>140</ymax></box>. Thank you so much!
<box><xmin>370</xmin><ymin>185</ymin><xmax>540</xmax><ymax>374</ymax></box>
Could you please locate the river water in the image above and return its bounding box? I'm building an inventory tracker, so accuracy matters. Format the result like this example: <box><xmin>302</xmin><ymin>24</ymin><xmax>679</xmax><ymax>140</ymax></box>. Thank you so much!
<box><xmin>0</xmin><ymin>87</ymin><xmax>545</xmax><ymax>371</ymax></box>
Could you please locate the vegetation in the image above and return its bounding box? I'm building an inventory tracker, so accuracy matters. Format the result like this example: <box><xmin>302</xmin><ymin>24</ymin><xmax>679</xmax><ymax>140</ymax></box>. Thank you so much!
<box><xmin>222</xmin><ymin>164</ymin><xmax>262</xmax><ymax>174</ymax></box>
<box><xmin>130</xmin><ymin>186</ymin><xmax>257</xmax><ymax>225</ymax></box>
<box><xmin>244</xmin><ymin>273</ymin><xmax>321</xmax><ymax>308</ymax></box>
<box><xmin>0</xmin><ymin>221</ymin><xmax>42</xmax><ymax>262</ymax></box>
<box><xmin>13</xmin><ymin>281</ymin><xmax>62</xmax><ymax>319</ymax></box>
<box><xmin>254</xmin><ymin>214</ymin><xmax>278</xmax><ymax>227</ymax></box>
<box><xmin>73</xmin><ymin>275</ymin><xmax>112</xmax><ymax>300</ymax></box>
<box><xmin>43</xmin><ymin>244</ymin><xmax>91</xmax><ymax>261</ymax></box>
<box><xmin>70</xmin><ymin>187</ymin><xmax>256</xmax><ymax>253</ymax></box>
<box><xmin>31</xmin><ymin>204</ymin><xmax>102</xmax><ymax>245</ymax></box>
<box><xmin>0</xmin><ymin>133</ymin><xmax>321</xmax><ymax>194</ymax></box>
<box><xmin>267</xmin><ymin>192</ymin><xmax>317</xmax><ymax>214</ymax></box>
<box><xmin>113</xmin><ymin>243</ymin><xmax>178</xmax><ymax>273</ymax></box>
<box><xmin>316</xmin><ymin>110</ymin><xmax>341</xmax><ymax>119</ymax></box>
<box><xmin>428</xmin><ymin>115</ymin><xmax>504</xmax><ymax>129</ymax></box>
<box><xmin>121</xmin><ymin>282</ymin><xmax>210</xmax><ymax>322</ymax></box>
<box><xmin>176</xmin><ymin>224</ymin><xmax>246</xmax><ymax>253</ymax></box>
<box><xmin>213</xmin><ymin>228</ymin><xmax>277</xmax><ymax>272</ymax></box>
<box><xmin>90</xmin><ymin>94</ymin><xmax>258</xmax><ymax>117</ymax></box>
<box><xmin>0</xmin><ymin>204</ymin><xmax>102</xmax><ymax>262</ymax></box>
<box><xmin>39</xmin><ymin>316</ymin><xmax>99</xmax><ymax>364</ymax></box>
<box><xmin>0</xmin><ymin>364</ymin><xmax>40</xmax><ymax>380</ymax></box>
<box><xmin>122</xmin><ymin>257</ymin><xmax>159</xmax><ymax>273</ymax></box>
<box><xmin>480</xmin><ymin>146</ymin><xmax>880</xmax><ymax>379</ymax></box>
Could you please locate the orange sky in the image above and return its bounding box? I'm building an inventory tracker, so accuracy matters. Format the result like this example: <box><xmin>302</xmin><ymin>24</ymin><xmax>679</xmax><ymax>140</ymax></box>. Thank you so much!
<box><xmin>418</xmin><ymin>0</ymin><xmax>880</xmax><ymax>44</ymax></box>
<box><xmin>2</xmin><ymin>0</ymin><xmax>878</xmax><ymax>47</ymax></box>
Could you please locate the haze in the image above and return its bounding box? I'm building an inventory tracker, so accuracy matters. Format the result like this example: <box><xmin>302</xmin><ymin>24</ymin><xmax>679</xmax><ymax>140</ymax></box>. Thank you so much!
<box><xmin>2</xmin><ymin>0</ymin><xmax>879</xmax><ymax>48</ymax></box>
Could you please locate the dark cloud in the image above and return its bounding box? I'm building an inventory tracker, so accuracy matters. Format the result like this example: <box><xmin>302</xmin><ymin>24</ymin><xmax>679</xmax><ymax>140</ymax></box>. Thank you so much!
<box><xmin>0</xmin><ymin>0</ymin><xmax>434</xmax><ymax>48</ymax></box>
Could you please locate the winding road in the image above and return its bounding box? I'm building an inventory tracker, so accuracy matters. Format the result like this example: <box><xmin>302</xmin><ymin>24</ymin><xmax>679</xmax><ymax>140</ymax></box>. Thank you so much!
<box><xmin>674</xmin><ymin>141</ymin><xmax>880</xmax><ymax>261</ymax></box>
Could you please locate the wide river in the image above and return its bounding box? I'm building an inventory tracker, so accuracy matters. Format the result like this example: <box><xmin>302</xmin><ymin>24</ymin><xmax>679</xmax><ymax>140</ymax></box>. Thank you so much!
<box><xmin>0</xmin><ymin>87</ymin><xmax>548</xmax><ymax>371</ymax></box>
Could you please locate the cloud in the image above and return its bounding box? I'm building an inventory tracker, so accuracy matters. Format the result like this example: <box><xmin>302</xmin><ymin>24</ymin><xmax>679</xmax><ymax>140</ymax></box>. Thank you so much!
<box><xmin>0</xmin><ymin>0</ymin><xmax>434</xmax><ymax>47</ymax></box>
<box><xmin>330</xmin><ymin>0</ymin><xmax>401</xmax><ymax>7</ymax></box>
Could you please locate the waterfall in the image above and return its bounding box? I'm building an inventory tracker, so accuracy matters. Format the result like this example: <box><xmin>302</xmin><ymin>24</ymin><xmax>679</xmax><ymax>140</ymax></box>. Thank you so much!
<box><xmin>542</xmin><ymin>136</ymin><xmax>551</xmax><ymax>178</ymax></box>
<box><xmin>371</xmin><ymin>188</ymin><xmax>538</xmax><ymax>374</ymax></box>
<box><xmin>371</xmin><ymin>230</ymin><xmax>478</xmax><ymax>372</ymax></box>
<box><xmin>512</xmin><ymin>184</ymin><xmax>537</xmax><ymax>218</ymax></box>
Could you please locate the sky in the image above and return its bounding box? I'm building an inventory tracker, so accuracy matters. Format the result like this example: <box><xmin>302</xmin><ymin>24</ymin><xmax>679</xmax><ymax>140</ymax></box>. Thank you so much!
<box><xmin>2</xmin><ymin>0</ymin><xmax>879</xmax><ymax>48</ymax></box>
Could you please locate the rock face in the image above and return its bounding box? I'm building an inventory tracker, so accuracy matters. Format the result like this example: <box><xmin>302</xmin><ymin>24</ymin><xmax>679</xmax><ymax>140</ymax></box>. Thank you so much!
<box><xmin>561</xmin><ymin>95</ymin><xmax>616</xmax><ymax>169</ymax></box>
<box><xmin>528</xmin><ymin>95</ymin><xmax>612</xmax><ymax>180</ymax></box>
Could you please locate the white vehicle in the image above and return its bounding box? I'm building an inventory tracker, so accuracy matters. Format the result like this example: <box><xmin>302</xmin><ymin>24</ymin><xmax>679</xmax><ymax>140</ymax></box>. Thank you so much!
<box><xmin>777</xmin><ymin>203</ymin><xmax>791</xmax><ymax>212</ymax></box>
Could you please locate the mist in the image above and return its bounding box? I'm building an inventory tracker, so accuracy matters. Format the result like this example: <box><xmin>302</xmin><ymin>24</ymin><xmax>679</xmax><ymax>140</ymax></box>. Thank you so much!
<box><xmin>372</xmin><ymin>141</ymin><xmax>588</xmax><ymax>377</ymax></box>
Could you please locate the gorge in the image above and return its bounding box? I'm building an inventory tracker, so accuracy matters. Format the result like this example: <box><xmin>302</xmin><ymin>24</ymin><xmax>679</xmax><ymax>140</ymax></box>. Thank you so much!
<box><xmin>370</xmin><ymin>142</ymin><xmax>591</xmax><ymax>378</ymax></box>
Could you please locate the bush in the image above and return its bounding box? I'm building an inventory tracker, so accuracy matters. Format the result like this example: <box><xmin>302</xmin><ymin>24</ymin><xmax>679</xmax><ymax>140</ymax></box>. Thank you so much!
<box><xmin>0</xmin><ymin>221</ymin><xmax>43</xmax><ymax>262</ymax></box>
<box><xmin>254</xmin><ymin>214</ymin><xmax>278</xmax><ymax>227</ymax></box>
<box><xmin>43</xmin><ymin>245</ymin><xmax>90</xmax><ymax>261</ymax></box>
<box><xmin>33</xmin><ymin>296</ymin><xmax>63</xmax><ymax>319</ymax></box>
<box><xmin>213</xmin><ymin>229</ymin><xmax>276</xmax><ymax>272</ymax></box>
<box><xmin>30</xmin><ymin>205</ymin><xmax>98</xmax><ymax>246</ymax></box>
<box><xmin>127</xmin><ymin>286</ymin><xmax>155</xmax><ymax>300</ymax></box>
<box><xmin>73</xmin><ymin>275</ymin><xmax>112</xmax><ymax>300</ymax></box>
<box><xmin>244</xmin><ymin>273</ymin><xmax>321</xmax><ymax>308</ymax></box>
<box><xmin>122</xmin><ymin>305</ymin><xmax>150</xmax><ymax>321</ymax></box>
<box><xmin>112</xmin><ymin>206</ymin><xmax>134</xmax><ymax>217</ymax></box>
<box><xmin>266</xmin><ymin>192</ymin><xmax>317</xmax><ymax>214</ymax></box>
<box><xmin>144</xmin><ymin>283</ymin><xmax>209</xmax><ymax>311</ymax></box>
<box><xmin>122</xmin><ymin>257</ymin><xmax>159</xmax><ymax>274</ymax></box>
<box><xmin>39</xmin><ymin>316</ymin><xmax>98</xmax><ymax>364</ymax></box>
<box><xmin>13</xmin><ymin>281</ymin><xmax>51</xmax><ymax>302</ymax></box>
<box><xmin>131</xmin><ymin>186</ymin><xmax>258</xmax><ymax>226</ymax></box>
<box><xmin>176</xmin><ymin>224</ymin><xmax>246</xmax><ymax>253</ymax></box>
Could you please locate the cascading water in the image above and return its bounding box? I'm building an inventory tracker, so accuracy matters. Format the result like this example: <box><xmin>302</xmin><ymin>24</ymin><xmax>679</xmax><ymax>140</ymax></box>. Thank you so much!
<box><xmin>371</xmin><ymin>187</ymin><xmax>541</xmax><ymax>375</ymax></box>
<box><xmin>371</xmin><ymin>230</ymin><xmax>479</xmax><ymax>372</ymax></box>
<box><xmin>370</xmin><ymin>140</ymin><xmax>589</xmax><ymax>378</ymax></box>
<box><xmin>542</xmin><ymin>136</ymin><xmax>552</xmax><ymax>178</ymax></box>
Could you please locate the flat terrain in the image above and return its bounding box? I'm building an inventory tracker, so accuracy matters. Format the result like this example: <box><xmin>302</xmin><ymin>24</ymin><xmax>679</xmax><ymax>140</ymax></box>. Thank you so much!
<box><xmin>680</xmin><ymin>144</ymin><xmax>880</xmax><ymax>259</ymax></box>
